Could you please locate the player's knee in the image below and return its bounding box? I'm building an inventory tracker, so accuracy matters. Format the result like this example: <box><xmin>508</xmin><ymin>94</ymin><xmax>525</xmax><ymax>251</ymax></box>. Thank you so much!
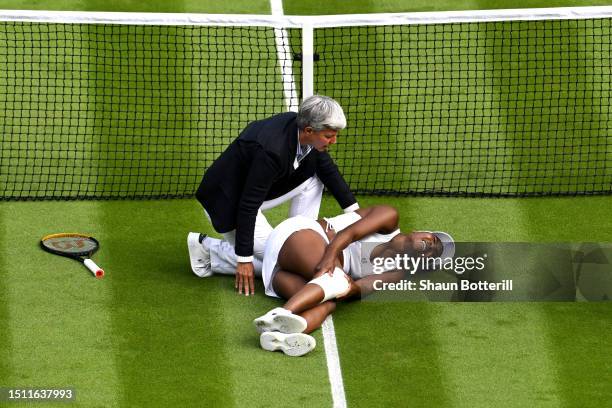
<box><xmin>308</xmin><ymin>268</ymin><xmax>349</xmax><ymax>302</ymax></box>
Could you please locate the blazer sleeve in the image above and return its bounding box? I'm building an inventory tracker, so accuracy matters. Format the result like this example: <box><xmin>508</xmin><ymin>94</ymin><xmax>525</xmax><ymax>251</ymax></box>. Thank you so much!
<box><xmin>234</xmin><ymin>148</ymin><xmax>282</xmax><ymax>258</ymax></box>
<box><xmin>315</xmin><ymin>152</ymin><xmax>357</xmax><ymax>210</ymax></box>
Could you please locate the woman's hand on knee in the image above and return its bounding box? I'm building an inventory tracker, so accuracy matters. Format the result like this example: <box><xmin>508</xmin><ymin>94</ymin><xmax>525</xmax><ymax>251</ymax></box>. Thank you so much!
<box><xmin>314</xmin><ymin>256</ymin><xmax>338</xmax><ymax>277</ymax></box>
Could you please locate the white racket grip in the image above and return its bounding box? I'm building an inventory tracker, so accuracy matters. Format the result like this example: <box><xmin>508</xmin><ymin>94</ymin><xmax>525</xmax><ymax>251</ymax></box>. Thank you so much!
<box><xmin>84</xmin><ymin>258</ymin><xmax>104</xmax><ymax>279</ymax></box>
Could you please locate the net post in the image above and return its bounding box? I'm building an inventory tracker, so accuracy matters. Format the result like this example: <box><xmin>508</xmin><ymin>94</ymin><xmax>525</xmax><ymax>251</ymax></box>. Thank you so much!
<box><xmin>302</xmin><ymin>23</ymin><xmax>314</xmax><ymax>99</ymax></box>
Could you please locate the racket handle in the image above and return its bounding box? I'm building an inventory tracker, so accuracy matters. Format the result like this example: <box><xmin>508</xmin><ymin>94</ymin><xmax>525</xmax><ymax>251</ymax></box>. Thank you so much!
<box><xmin>84</xmin><ymin>259</ymin><xmax>104</xmax><ymax>279</ymax></box>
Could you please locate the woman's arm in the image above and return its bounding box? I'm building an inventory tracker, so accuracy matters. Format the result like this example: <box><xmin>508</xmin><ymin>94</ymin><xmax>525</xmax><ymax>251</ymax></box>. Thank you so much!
<box><xmin>316</xmin><ymin>205</ymin><xmax>399</xmax><ymax>275</ymax></box>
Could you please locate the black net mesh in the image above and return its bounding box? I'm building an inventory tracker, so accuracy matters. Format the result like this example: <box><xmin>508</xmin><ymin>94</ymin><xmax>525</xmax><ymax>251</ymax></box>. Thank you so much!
<box><xmin>0</xmin><ymin>23</ymin><xmax>297</xmax><ymax>199</ymax></box>
<box><xmin>0</xmin><ymin>19</ymin><xmax>610</xmax><ymax>199</ymax></box>
<box><xmin>316</xmin><ymin>19</ymin><xmax>611</xmax><ymax>196</ymax></box>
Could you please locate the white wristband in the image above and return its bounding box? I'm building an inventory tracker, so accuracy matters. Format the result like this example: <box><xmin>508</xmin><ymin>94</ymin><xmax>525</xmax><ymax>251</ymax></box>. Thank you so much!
<box><xmin>236</xmin><ymin>255</ymin><xmax>254</xmax><ymax>263</ymax></box>
<box><xmin>343</xmin><ymin>203</ymin><xmax>360</xmax><ymax>213</ymax></box>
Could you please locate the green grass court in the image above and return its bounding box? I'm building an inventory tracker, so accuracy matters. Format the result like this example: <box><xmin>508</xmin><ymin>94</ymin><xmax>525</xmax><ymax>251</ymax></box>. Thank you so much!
<box><xmin>1</xmin><ymin>0</ymin><xmax>611</xmax><ymax>407</ymax></box>
<box><xmin>1</xmin><ymin>197</ymin><xmax>611</xmax><ymax>407</ymax></box>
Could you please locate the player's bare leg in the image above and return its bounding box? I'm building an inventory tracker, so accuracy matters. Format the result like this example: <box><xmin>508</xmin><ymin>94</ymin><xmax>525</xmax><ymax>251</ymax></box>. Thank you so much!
<box><xmin>256</xmin><ymin>225</ymin><xmax>344</xmax><ymax>336</ymax></box>
<box><xmin>271</xmin><ymin>269</ymin><xmax>335</xmax><ymax>333</ymax></box>
<box><xmin>299</xmin><ymin>300</ymin><xmax>336</xmax><ymax>334</ymax></box>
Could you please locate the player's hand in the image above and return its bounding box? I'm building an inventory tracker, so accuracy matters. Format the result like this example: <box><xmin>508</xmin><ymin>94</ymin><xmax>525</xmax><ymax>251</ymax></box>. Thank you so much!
<box><xmin>235</xmin><ymin>262</ymin><xmax>255</xmax><ymax>296</ymax></box>
<box><xmin>314</xmin><ymin>255</ymin><xmax>337</xmax><ymax>277</ymax></box>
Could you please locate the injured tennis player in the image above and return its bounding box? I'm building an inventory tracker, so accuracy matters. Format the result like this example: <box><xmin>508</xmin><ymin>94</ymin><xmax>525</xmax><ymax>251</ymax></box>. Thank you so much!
<box><xmin>252</xmin><ymin>205</ymin><xmax>455</xmax><ymax>356</ymax></box>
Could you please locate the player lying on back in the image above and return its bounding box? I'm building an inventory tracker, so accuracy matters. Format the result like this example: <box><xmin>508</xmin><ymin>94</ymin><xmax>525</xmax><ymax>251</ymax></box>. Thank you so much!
<box><xmin>252</xmin><ymin>205</ymin><xmax>455</xmax><ymax>356</ymax></box>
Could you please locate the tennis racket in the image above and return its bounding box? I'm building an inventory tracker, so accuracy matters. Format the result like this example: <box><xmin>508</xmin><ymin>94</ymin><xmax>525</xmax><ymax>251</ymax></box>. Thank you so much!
<box><xmin>40</xmin><ymin>233</ymin><xmax>105</xmax><ymax>279</ymax></box>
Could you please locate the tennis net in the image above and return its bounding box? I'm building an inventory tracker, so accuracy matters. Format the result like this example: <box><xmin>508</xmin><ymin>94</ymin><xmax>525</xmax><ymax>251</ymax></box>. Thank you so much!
<box><xmin>0</xmin><ymin>8</ymin><xmax>610</xmax><ymax>199</ymax></box>
<box><xmin>0</xmin><ymin>15</ymin><xmax>300</xmax><ymax>199</ymax></box>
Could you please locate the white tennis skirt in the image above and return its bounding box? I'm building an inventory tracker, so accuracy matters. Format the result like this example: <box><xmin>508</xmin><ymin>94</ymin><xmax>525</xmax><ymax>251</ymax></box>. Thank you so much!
<box><xmin>262</xmin><ymin>215</ymin><xmax>329</xmax><ymax>298</ymax></box>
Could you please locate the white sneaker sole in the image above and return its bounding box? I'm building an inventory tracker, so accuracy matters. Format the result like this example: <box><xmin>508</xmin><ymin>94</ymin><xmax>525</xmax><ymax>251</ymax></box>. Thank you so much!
<box><xmin>260</xmin><ymin>332</ymin><xmax>316</xmax><ymax>357</ymax></box>
<box><xmin>253</xmin><ymin>311</ymin><xmax>307</xmax><ymax>334</ymax></box>
<box><xmin>187</xmin><ymin>232</ymin><xmax>212</xmax><ymax>278</ymax></box>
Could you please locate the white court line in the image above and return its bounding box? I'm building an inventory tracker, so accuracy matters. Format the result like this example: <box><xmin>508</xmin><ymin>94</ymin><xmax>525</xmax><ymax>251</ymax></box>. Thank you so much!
<box><xmin>270</xmin><ymin>0</ymin><xmax>299</xmax><ymax>112</ymax></box>
<box><xmin>270</xmin><ymin>1</ymin><xmax>348</xmax><ymax>407</ymax></box>
<box><xmin>321</xmin><ymin>316</ymin><xmax>348</xmax><ymax>408</ymax></box>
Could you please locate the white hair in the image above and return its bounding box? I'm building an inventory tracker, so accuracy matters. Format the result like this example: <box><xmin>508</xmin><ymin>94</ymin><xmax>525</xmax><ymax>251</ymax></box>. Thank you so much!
<box><xmin>296</xmin><ymin>95</ymin><xmax>346</xmax><ymax>131</ymax></box>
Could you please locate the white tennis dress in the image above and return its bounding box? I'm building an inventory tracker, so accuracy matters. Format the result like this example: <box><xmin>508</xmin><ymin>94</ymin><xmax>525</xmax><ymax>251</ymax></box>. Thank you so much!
<box><xmin>262</xmin><ymin>212</ymin><xmax>400</xmax><ymax>298</ymax></box>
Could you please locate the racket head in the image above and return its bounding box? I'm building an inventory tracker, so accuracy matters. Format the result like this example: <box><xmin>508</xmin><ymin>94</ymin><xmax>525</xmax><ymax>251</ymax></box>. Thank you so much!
<box><xmin>40</xmin><ymin>233</ymin><xmax>100</xmax><ymax>258</ymax></box>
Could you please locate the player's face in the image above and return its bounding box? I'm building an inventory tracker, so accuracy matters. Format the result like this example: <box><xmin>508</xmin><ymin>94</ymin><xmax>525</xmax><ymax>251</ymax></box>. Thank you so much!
<box><xmin>405</xmin><ymin>232</ymin><xmax>443</xmax><ymax>258</ymax></box>
<box><xmin>304</xmin><ymin>127</ymin><xmax>338</xmax><ymax>151</ymax></box>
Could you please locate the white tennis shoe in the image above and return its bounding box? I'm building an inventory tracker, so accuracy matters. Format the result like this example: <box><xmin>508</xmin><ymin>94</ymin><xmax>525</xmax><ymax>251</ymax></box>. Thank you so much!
<box><xmin>187</xmin><ymin>232</ymin><xmax>212</xmax><ymax>278</ymax></box>
<box><xmin>253</xmin><ymin>307</ymin><xmax>307</xmax><ymax>334</ymax></box>
<box><xmin>260</xmin><ymin>331</ymin><xmax>316</xmax><ymax>357</ymax></box>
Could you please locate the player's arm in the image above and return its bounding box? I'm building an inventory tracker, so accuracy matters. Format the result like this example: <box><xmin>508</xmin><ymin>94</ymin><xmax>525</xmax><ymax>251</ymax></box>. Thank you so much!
<box><xmin>234</xmin><ymin>148</ymin><xmax>281</xmax><ymax>295</ymax></box>
<box><xmin>315</xmin><ymin>152</ymin><xmax>358</xmax><ymax>212</ymax></box>
<box><xmin>315</xmin><ymin>205</ymin><xmax>399</xmax><ymax>275</ymax></box>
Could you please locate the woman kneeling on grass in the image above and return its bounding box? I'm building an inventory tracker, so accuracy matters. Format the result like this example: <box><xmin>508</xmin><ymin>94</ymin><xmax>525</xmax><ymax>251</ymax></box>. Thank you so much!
<box><xmin>253</xmin><ymin>205</ymin><xmax>454</xmax><ymax>356</ymax></box>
